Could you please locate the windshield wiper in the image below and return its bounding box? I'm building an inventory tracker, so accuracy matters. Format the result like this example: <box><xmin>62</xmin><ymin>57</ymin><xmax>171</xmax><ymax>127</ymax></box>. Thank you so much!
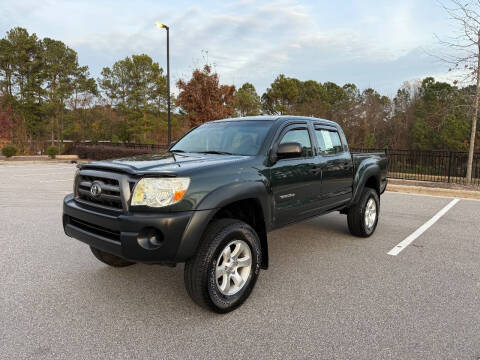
<box><xmin>199</xmin><ymin>150</ymin><xmax>233</xmax><ymax>155</ymax></box>
<box><xmin>170</xmin><ymin>149</ymin><xmax>185</xmax><ymax>153</ymax></box>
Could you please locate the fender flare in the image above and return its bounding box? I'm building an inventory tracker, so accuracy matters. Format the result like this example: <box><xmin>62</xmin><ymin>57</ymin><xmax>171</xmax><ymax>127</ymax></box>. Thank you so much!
<box><xmin>175</xmin><ymin>181</ymin><xmax>271</xmax><ymax>267</ymax></box>
<box><xmin>352</xmin><ymin>163</ymin><xmax>381</xmax><ymax>205</ymax></box>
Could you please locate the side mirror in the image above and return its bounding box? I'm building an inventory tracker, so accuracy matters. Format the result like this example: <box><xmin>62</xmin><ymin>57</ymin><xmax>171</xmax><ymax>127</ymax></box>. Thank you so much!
<box><xmin>277</xmin><ymin>142</ymin><xmax>302</xmax><ymax>159</ymax></box>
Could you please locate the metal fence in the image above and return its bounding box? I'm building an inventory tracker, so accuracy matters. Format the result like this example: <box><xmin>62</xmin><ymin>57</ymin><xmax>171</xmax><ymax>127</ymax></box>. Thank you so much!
<box><xmin>8</xmin><ymin>140</ymin><xmax>170</xmax><ymax>155</ymax></box>
<box><xmin>80</xmin><ymin>142</ymin><xmax>168</xmax><ymax>151</ymax></box>
<box><xmin>56</xmin><ymin>141</ymin><xmax>480</xmax><ymax>186</ymax></box>
<box><xmin>353</xmin><ymin>149</ymin><xmax>480</xmax><ymax>186</ymax></box>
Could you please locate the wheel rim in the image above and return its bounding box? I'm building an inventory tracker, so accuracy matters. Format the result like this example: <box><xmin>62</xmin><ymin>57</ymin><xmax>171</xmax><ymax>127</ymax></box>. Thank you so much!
<box><xmin>364</xmin><ymin>197</ymin><xmax>377</xmax><ymax>231</ymax></box>
<box><xmin>215</xmin><ymin>240</ymin><xmax>252</xmax><ymax>296</ymax></box>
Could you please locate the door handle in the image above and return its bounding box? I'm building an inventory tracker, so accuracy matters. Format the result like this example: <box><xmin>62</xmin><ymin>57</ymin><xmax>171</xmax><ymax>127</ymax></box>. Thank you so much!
<box><xmin>309</xmin><ymin>166</ymin><xmax>321</xmax><ymax>175</ymax></box>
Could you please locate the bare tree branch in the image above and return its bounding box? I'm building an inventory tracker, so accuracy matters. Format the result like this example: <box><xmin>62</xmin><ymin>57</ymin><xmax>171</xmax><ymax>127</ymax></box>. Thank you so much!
<box><xmin>437</xmin><ymin>0</ymin><xmax>479</xmax><ymax>183</ymax></box>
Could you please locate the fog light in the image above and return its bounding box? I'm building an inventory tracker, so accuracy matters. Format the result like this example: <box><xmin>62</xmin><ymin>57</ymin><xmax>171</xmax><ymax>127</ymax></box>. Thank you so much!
<box><xmin>138</xmin><ymin>228</ymin><xmax>164</xmax><ymax>250</ymax></box>
<box><xmin>148</xmin><ymin>232</ymin><xmax>162</xmax><ymax>246</ymax></box>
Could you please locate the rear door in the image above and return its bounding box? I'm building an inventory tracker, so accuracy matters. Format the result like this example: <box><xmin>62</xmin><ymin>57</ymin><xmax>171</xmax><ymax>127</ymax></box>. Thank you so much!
<box><xmin>270</xmin><ymin>123</ymin><xmax>321</xmax><ymax>226</ymax></box>
<box><xmin>313</xmin><ymin>125</ymin><xmax>353</xmax><ymax>207</ymax></box>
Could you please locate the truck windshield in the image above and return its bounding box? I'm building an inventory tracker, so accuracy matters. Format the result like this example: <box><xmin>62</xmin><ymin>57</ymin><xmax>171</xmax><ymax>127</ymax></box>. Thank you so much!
<box><xmin>171</xmin><ymin>121</ymin><xmax>272</xmax><ymax>156</ymax></box>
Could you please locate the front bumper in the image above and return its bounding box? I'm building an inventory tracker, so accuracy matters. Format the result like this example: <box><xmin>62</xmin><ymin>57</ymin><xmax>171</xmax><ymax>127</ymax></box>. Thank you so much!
<box><xmin>63</xmin><ymin>194</ymin><xmax>195</xmax><ymax>263</ymax></box>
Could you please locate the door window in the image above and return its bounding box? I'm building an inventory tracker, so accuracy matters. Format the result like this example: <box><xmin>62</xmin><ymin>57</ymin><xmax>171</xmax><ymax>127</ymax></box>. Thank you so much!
<box><xmin>315</xmin><ymin>129</ymin><xmax>343</xmax><ymax>155</ymax></box>
<box><xmin>279</xmin><ymin>128</ymin><xmax>313</xmax><ymax>157</ymax></box>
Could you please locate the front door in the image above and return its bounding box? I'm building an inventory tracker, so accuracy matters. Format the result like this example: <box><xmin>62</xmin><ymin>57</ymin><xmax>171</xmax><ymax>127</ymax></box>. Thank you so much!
<box><xmin>270</xmin><ymin>124</ymin><xmax>321</xmax><ymax>227</ymax></box>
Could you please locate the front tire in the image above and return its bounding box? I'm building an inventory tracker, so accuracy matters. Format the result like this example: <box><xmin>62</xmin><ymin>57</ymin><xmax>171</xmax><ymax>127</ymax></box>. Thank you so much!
<box><xmin>184</xmin><ymin>219</ymin><xmax>262</xmax><ymax>313</ymax></box>
<box><xmin>90</xmin><ymin>246</ymin><xmax>135</xmax><ymax>267</ymax></box>
<box><xmin>347</xmin><ymin>187</ymin><xmax>379</xmax><ymax>237</ymax></box>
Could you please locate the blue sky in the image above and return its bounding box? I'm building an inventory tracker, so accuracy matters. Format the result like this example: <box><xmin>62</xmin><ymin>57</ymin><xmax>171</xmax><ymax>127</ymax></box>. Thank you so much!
<box><xmin>1</xmin><ymin>0</ymin><xmax>456</xmax><ymax>96</ymax></box>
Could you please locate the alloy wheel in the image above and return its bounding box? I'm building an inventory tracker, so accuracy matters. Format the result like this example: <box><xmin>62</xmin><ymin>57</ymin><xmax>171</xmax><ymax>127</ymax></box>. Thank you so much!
<box><xmin>215</xmin><ymin>240</ymin><xmax>252</xmax><ymax>296</ymax></box>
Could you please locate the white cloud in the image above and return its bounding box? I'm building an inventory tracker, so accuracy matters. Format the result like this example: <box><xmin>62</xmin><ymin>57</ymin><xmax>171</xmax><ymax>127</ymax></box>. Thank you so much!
<box><xmin>0</xmin><ymin>0</ymin><xmax>453</xmax><ymax>95</ymax></box>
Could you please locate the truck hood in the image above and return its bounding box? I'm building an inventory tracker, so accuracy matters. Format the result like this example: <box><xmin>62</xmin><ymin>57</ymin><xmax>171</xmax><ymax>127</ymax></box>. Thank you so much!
<box><xmin>80</xmin><ymin>152</ymin><xmax>250</xmax><ymax>175</ymax></box>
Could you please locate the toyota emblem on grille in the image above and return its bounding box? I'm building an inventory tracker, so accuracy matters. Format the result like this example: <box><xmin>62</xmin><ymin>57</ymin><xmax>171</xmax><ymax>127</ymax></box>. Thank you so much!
<box><xmin>90</xmin><ymin>181</ymin><xmax>102</xmax><ymax>198</ymax></box>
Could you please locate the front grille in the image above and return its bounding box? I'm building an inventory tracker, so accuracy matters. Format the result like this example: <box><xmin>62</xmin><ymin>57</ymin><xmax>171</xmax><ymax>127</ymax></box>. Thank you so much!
<box><xmin>76</xmin><ymin>175</ymin><xmax>123</xmax><ymax>211</ymax></box>
<box><xmin>69</xmin><ymin>216</ymin><xmax>121</xmax><ymax>242</ymax></box>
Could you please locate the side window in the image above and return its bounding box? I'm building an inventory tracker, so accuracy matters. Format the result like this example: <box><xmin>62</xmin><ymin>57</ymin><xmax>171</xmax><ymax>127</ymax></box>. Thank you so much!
<box><xmin>330</xmin><ymin>131</ymin><xmax>343</xmax><ymax>153</ymax></box>
<box><xmin>315</xmin><ymin>129</ymin><xmax>344</xmax><ymax>155</ymax></box>
<box><xmin>279</xmin><ymin>128</ymin><xmax>313</xmax><ymax>157</ymax></box>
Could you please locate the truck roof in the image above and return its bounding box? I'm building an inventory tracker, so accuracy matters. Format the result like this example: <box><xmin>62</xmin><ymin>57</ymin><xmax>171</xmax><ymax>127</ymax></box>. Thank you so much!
<box><xmin>212</xmin><ymin>115</ymin><xmax>338</xmax><ymax>127</ymax></box>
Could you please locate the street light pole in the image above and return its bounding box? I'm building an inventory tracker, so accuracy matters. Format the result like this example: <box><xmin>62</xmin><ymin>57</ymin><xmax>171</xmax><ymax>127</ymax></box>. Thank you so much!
<box><xmin>166</xmin><ymin>25</ymin><xmax>171</xmax><ymax>145</ymax></box>
<box><xmin>155</xmin><ymin>22</ymin><xmax>171</xmax><ymax>145</ymax></box>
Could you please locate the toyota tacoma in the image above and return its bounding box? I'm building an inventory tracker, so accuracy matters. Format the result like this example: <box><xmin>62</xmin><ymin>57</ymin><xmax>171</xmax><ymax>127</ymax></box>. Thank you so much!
<box><xmin>63</xmin><ymin>116</ymin><xmax>387</xmax><ymax>313</ymax></box>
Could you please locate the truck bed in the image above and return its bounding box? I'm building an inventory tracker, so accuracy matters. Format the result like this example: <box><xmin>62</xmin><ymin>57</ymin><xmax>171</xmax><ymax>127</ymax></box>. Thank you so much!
<box><xmin>351</xmin><ymin>151</ymin><xmax>388</xmax><ymax>193</ymax></box>
<box><xmin>351</xmin><ymin>151</ymin><xmax>387</xmax><ymax>166</ymax></box>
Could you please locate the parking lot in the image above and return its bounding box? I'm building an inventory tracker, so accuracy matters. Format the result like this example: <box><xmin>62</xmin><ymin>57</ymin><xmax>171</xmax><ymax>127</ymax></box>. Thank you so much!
<box><xmin>1</xmin><ymin>163</ymin><xmax>479</xmax><ymax>359</ymax></box>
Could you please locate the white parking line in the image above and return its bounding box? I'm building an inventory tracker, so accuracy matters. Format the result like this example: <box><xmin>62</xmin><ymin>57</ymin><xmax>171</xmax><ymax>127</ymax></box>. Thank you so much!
<box><xmin>387</xmin><ymin>198</ymin><xmax>460</xmax><ymax>256</ymax></box>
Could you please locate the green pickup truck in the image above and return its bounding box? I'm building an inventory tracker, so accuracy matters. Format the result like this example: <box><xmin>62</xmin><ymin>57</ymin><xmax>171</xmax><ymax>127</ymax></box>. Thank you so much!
<box><xmin>63</xmin><ymin>116</ymin><xmax>387</xmax><ymax>312</ymax></box>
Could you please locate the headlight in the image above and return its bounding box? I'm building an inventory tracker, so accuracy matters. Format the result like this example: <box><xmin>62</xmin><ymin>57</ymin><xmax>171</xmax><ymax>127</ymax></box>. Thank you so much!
<box><xmin>131</xmin><ymin>177</ymin><xmax>190</xmax><ymax>207</ymax></box>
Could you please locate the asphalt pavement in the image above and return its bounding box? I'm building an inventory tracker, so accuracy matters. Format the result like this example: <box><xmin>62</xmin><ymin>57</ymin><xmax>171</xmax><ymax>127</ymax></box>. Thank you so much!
<box><xmin>1</xmin><ymin>163</ymin><xmax>479</xmax><ymax>359</ymax></box>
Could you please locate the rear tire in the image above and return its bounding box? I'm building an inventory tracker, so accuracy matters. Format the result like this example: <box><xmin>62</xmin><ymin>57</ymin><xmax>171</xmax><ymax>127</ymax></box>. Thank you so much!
<box><xmin>347</xmin><ymin>187</ymin><xmax>379</xmax><ymax>237</ymax></box>
<box><xmin>184</xmin><ymin>218</ymin><xmax>261</xmax><ymax>313</ymax></box>
<box><xmin>90</xmin><ymin>246</ymin><xmax>135</xmax><ymax>267</ymax></box>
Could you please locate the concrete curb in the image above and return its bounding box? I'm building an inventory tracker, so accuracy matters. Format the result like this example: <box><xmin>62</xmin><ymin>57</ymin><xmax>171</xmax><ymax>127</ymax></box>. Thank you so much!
<box><xmin>387</xmin><ymin>183</ymin><xmax>480</xmax><ymax>200</ymax></box>
<box><xmin>0</xmin><ymin>159</ymin><xmax>88</xmax><ymax>165</ymax></box>
<box><xmin>0</xmin><ymin>155</ymin><xmax>78</xmax><ymax>161</ymax></box>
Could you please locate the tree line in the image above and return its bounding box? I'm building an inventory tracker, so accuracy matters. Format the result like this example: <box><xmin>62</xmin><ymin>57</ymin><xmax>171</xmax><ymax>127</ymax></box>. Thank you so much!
<box><xmin>0</xmin><ymin>27</ymin><xmax>479</xmax><ymax>153</ymax></box>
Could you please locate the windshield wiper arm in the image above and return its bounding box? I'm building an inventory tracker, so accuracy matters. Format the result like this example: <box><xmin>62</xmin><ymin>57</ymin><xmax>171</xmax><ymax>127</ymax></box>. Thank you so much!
<box><xmin>199</xmin><ymin>150</ymin><xmax>233</xmax><ymax>155</ymax></box>
<box><xmin>170</xmin><ymin>149</ymin><xmax>185</xmax><ymax>153</ymax></box>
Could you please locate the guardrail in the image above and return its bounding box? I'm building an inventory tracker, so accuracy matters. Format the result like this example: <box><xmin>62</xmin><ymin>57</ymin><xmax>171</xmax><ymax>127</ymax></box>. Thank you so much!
<box><xmin>352</xmin><ymin>149</ymin><xmax>480</xmax><ymax>186</ymax></box>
